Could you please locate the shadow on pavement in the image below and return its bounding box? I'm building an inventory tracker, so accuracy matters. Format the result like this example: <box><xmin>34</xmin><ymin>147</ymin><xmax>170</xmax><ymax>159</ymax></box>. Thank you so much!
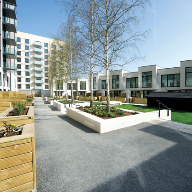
<box><xmin>44</xmin><ymin>101</ymin><xmax>50</xmax><ymax>104</ymax></box>
<box><xmin>57</xmin><ymin>115</ymin><xmax>97</xmax><ymax>134</ymax></box>
<box><xmin>48</xmin><ymin>105</ymin><xmax>59</xmax><ymax>111</ymax></box>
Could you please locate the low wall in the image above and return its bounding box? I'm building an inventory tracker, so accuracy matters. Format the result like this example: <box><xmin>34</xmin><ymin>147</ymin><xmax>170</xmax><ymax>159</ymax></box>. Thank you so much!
<box><xmin>66</xmin><ymin>108</ymin><xmax>171</xmax><ymax>133</ymax></box>
<box><xmin>134</xmin><ymin>98</ymin><xmax>147</xmax><ymax>104</ymax></box>
<box><xmin>0</xmin><ymin>106</ymin><xmax>34</xmax><ymax>127</ymax></box>
<box><xmin>0</xmin><ymin>124</ymin><xmax>36</xmax><ymax>192</ymax></box>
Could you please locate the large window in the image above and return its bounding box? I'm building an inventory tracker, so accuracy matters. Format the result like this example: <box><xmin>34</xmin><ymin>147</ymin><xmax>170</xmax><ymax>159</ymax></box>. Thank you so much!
<box><xmin>80</xmin><ymin>81</ymin><xmax>86</xmax><ymax>90</ymax></box>
<box><xmin>25</xmin><ymin>58</ymin><xmax>29</xmax><ymax>63</ymax></box>
<box><xmin>17</xmin><ymin>51</ymin><xmax>21</xmax><ymax>56</ymax></box>
<box><xmin>143</xmin><ymin>90</ymin><xmax>152</xmax><ymax>98</ymax></box>
<box><xmin>25</xmin><ymin>78</ymin><xmax>30</xmax><ymax>82</ymax></box>
<box><xmin>45</xmin><ymin>73</ymin><xmax>48</xmax><ymax>77</ymax></box>
<box><xmin>25</xmin><ymin>71</ymin><xmax>30</xmax><ymax>76</ymax></box>
<box><xmin>17</xmin><ymin>37</ymin><xmax>21</xmax><ymax>42</ymax></box>
<box><xmin>67</xmin><ymin>83</ymin><xmax>71</xmax><ymax>90</ymax></box>
<box><xmin>25</xmin><ymin>39</ymin><xmax>29</xmax><ymax>44</ymax></box>
<box><xmin>102</xmin><ymin>80</ymin><xmax>106</xmax><ymax>89</ymax></box>
<box><xmin>26</xmin><ymin>84</ymin><xmax>30</xmax><ymax>89</ymax></box>
<box><xmin>25</xmin><ymin>52</ymin><xmax>29</xmax><ymax>57</ymax></box>
<box><xmin>73</xmin><ymin>83</ymin><xmax>77</xmax><ymax>90</ymax></box>
<box><xmin>17</xmin><ymin>64</ymin><xmax>21</xmax><ymax>69</ymax></box>
<box><xmin>186</xmin><ymin>67</ymin><xmax>192</xmax><ymax>86</ymax></box>
<box><xmin>44</xmin><ymin>55</ymin><xmax>48</xmax><ymax>59</ymax></box>
<box><xmin>17</xmin><ymin>77</ymin><xmax>21</xmax><ymax>82</ymax></box>
<box><xmin>18</xmin><ymin>84</ymin><xmax>21</xmax><ymax>89</ymax></box>
<box><xmin>131</xmin><ymin>91</ymin><xmax>140</xmax><ymax>97</ymax></box>
<box><xmin>45</xmin><ymin>85</ymin><xmax>49</xmax><ymax>89</ymax></box>
<box><xmin>112</xmin><ymin>75</ymin><xmax>119</xmax><ymax>89</ymax></box>
<box><xmin>161</xmin><ymin>74</ymin><xmax>180</xmax><ymax>87</ymax></box>
<box><xmin>44</xmin><ymin>67</ymin><xmax>48</xmax><ymax>71</ymax></box>
<box><xmin>142</xmin><ymin>71</ymin><xmax>152</xmax><ymax>88</ymax></box>
<box><xmin>93</xmin><ymin>77</ymin><xmax>96</xmax><ymax>89</ymax></box>
<box><xmin>44</xmin><ymin>43</ymin><xmax>48</xmax><ymax>47</ymax></box>
<box><xmin>45</xmin><ymin>79</ymin><xmax>48</xmax><ymax>83</ymax></box>
<box><xmin>44</xmin><ymin>49</ymin><xmax>48</xmax><ymax>53</ymax></box>
<box><xmin>126</xmin><ymin>77</ymin><xmax>138</xmax><ymax>88</ymax></box>
<box><xmin>25</xmin><ymin>65</ymin><xmax>29</xmax><ymax>70</ymax></box>
<box><xmin>25</xmin><ymin>45</ymin><xmax>29</xmax><ymax>50</ymax></box>
<box><xmin>17</xmin><ymin>57</ymin><xmax>21</xmax><ymax>62</ymax></box>
<box><xmin>17</xmin><ymin>44</ymin><xmax>21</xmax><ymax>49</ymax></box>
<box><xmin>17</xmin><ymin>71</ymin><xmax>21</xmax><ymax>75</ymax></box>
<box><xmin>44</xmin><ymin>61</ymin><xmax>48</xmax><ymax>65</ymax></box>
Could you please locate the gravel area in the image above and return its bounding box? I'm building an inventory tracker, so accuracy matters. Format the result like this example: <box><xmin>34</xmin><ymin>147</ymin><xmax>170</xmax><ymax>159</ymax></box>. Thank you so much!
<box><xmin>35</xmin><ymin>97</ymin><xmax>192</xmax><ymax>192</ymax></box>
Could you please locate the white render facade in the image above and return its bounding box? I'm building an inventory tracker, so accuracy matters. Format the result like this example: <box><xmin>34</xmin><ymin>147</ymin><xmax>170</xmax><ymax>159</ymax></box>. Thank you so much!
<box><xmin>0</xmin><ymin>0</ymin><xmax>17</xmax><ymax>91</ymax></box>
<box><xmin>16</xmin><ymin>31</ymin><xmax>56</xmax><ymax>96</ymax></box>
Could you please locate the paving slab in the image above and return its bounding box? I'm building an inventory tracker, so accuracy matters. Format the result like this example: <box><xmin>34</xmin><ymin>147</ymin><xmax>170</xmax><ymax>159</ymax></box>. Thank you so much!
<box><xmin>35</xmin><ymin>97</ymin><xmax>192</xmax><ymax>192</ymax></box>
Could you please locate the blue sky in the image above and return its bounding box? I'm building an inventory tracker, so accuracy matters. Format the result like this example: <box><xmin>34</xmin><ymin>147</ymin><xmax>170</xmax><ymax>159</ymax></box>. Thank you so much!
<box><xmin>17</xmin><ymin>0</ymin><xmax>192</xmax><ymax>72</ymax></box>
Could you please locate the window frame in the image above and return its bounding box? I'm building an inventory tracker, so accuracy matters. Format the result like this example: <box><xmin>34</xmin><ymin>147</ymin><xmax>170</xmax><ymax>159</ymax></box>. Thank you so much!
<box><xmin>112</xmin><ymin>75</ymin><xmax>119</xmax><ymax>89</ymax></box>
<box><xmin>142</xmin><ymin>71</ymin><xmax>152</xmax><ymax>88</ymax></box>
<box><xmin>161</xmin><ymin>74</ymin><xmax>180</xmax><ymax>87</ymax></box>
<box><xmin>185</xmin><ymin>67</ymin><xmax>192</xmax><ymax>87</ymax></box>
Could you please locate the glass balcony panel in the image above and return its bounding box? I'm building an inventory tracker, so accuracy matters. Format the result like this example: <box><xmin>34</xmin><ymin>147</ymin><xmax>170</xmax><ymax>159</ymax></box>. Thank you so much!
<box><xmin>3</xmin><ymin>62</ymin><xmax>16</xmax><ymax>69</ymax></box>
<box><xmin>34</xmin><ymin>60</ymin><xmax>43</xmax><ymax>65</ymax></box>
<box><xmin>3</xmin><ymin>1</ymin><xmax>15</xmax><ymax>10</ymax></box>
<box><xmin>3</xmin><ymin>47</ymin><xmax>16</xmax><ymax>55</ymax></box>
<box><xmin>35</xmin><ymin>73</ymin><xmax>43</xmax><ymax>77</ymax></box>
<box><xmin>35</xmin><ymin>80</ymin><xmax>43</xmax><ymax>84</ymax></box>
<box><xmin>34</xmin><ymin>48</ymin><xmax>42</xmax><ymax>53</ymax></box>
<box><xmin>34</xmin><ymin>54</ymin><xmax>43</xmax><ymax>59</ymax></box>
<box><xmin>35</xmin><ymin>86</ymin><xmax>43</xmax><ymax>90</ymax></box>
<box><xmin>34</xmin><ymin>67</ymin><xmax>43</xmax><ymax>71</ymax></box>
<box><xmin>3</xmin><ymin>32</ymin><xmax>15</xmax><ymax>39</ymax></box>
<box><xmin>34</xmin><ymin>41</ymin><xmax>43</xmax><ymax>47</ymax></box>
<box><xmin>3</xmin><ymin>16</ymin><xmax>15</xmax><ymax>25</ymax></box>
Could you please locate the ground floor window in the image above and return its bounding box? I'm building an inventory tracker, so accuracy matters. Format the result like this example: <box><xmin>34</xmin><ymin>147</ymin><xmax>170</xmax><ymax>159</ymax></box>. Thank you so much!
<box><xmin>93</xmin><ymin>91</ymin><xmax>97</xmax><ymax>96</ymax></box>
<box><xmin>80</xmin><ymin>91</ymin><xmax>85</xmax><ymax>96</ymax></box>
<box><xmin>114</xmin><ymin>91</ymin><xmax>121</xmax><ymax>97</ymax></box>
<box><xmin>143</xmin><ymin>90</ymin><xmax>153</xmax><ymax>98</ymax></box>
<box><xmin>131</xmin><ymin>91</ymin><xmax>140</xmax><ymax>97</ymax></box>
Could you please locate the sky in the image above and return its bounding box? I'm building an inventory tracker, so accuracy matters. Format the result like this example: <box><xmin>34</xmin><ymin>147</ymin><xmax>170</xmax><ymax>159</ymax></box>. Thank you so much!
<box><xmin>17</xmin><ymin>0</ymin><xmax>192</xmax><ymax>73</ymax></box>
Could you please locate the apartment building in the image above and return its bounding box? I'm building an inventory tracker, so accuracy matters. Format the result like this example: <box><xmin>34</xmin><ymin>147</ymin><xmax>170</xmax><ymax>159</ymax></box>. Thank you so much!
<box><xmin>0</xmin><ymin>0</ymin><xmax>17</xmax><ymax>91</ymax></box>
<box><xmin>63</xmin><ymin>60</ymin><xmax>192</xmax><ymax>101</ymax></box>
<box><xmin>16</xmin><ymin>31</ymin><xmax>57</xmax><ymax>96</ymax></box>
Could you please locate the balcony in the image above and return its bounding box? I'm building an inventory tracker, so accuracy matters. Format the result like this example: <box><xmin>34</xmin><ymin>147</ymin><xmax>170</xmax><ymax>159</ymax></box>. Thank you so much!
<box><xmin>3</xmin><ymin>1</ymin><xmax>16</xmax><ymax>19</ymax></box>
<box><xmin>35</xmin><ymin>86</ymin><xmax>43</xmax><ymax>90</ymax></box>
<box><xmin>34</xmin><ymin>67</ymin><xmax>43</xmax><ymax>71</ymax></box>
<box><xmin>35</xmin><ymin>80</ymin><xmax>43</xmax><ymax>84</ymax></box>
<box><xmin>3</xmin><ymin>47</ymin><xmax>16</xmax><ymax>56</ymax></box>
<box><xmin>34</xmin><ymin>47</ymin><xmax>42</xmax><ymax>53</ymax></box>
<box><xmin>35</xmin><ymin>73</ymin><xmax>43</xmax><ymax>78</ymax></box>
<box><xmin>34</xmin><ymin>60</ymin><xmax>43</xmax><ymax>65</ymax></box>
<box><xmin>34</xmin><ymin>41</ymin><xmax>42</xmax><ymax>47</ymax></box>
<box><xmin>2</xmin><ymin>16</ymin><xmax>16</xmax><ymax>32</ymax></box>
<box><xmin>34</xmin><ymin>54</ymin><xmax>43</xmax><ymax>59</ymax></box>
<box><xmin>3</xmin><ymin>31</ymin><xmax>17</xmax><ymax>46</ymax></box>
<box><xmin>3</xmin><ymin>62</ymin><xmax>16</xmax><ymax>70</ymax></box>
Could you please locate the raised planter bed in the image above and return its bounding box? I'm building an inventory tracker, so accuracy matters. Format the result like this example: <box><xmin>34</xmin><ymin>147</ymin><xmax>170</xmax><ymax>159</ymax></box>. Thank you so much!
<box><xmin>66</xmin><ymin>108</ymin><xmax>171</xmax><ymax>133</ymax></box>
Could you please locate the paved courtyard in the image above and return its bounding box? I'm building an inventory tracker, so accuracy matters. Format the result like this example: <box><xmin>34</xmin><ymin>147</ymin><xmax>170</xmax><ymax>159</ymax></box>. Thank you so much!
<box><xmin>35</xmin><ymin>98</ymin><xmax>192</xmax><ymax>192</ymax></box>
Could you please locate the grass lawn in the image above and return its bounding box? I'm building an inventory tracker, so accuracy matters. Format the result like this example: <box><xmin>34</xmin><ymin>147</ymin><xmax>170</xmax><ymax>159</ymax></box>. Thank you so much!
<box><xmin>82</xmin><ymin>101</ymin><xmax>101</xmax><ymax>106</ymax></box>
<box><xmin>114</xmin><ymin>104</ymin><xmax>192</xmax><ymax>125</ymax></box>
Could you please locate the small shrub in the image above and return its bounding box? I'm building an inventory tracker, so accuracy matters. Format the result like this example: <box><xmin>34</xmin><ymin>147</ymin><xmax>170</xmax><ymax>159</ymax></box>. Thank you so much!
<box><xmin>102</xmin><ymin>112</ymin><xmax>108</xmax><ymax>117</ymax></box>
<box><xmin>12</xmin><ymin>101</ymin><xmax>26</xmax><ymax>116</ymax></box>
<box><xmin>26</xmin><ymin>98</ymin><xmax>32</xmax><ymax>102</ymax></box>
<box><xmin>108</xmin><ymin>112</ymin><xmax>115</xmax><ymax>118</ymax></box>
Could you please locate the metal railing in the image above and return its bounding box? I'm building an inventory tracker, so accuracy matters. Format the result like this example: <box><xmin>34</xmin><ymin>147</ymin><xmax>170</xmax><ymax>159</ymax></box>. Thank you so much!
<box><xmin>156</xmin><ymin>100</ymin><xmax>171</xmax><ymax>117</ymax></box>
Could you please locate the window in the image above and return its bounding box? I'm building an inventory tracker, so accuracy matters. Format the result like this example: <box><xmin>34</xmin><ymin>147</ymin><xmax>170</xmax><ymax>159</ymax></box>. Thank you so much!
<box><xmin>17</xmin><ymin>64</ymin><xmax>21</xmax><ymax>69</ymax></box>
<box><xmin>102</xmin><ymin>80</ymin><xmax>106</xmax><ymax>89</ymax></box>
<box><xmin>44</xmin><ymin>67</ymin><xmax>48</xmax><ymax>71</ymax></box>
<box><xmin>44</xmin><ymin>55</ymin><xmax>48</xmax><ymax>59</ymax></box>
<box><xmin>73</xmin><ymin>83</ymin><xmax>77</xmax><ymax>90</ymax></box>
<box><xmin>143</xmin><ymin>90</ymin><xmax>153</xmax><ymax>98</ymax></box>
<box><xmin>45</xmin><ymin>79</ymin><xmax>48</xmax><ymax>83</ymax></box>
<box><xmin>142</xmin><ymin>71</ymin><xmax>152</xmax><ymax>88</ymax></box>
<box><xmin>26</xmin><ymin>84</ymin><xmax>30</xmax><ymax>89</ymax></box>
<box><xmin>126</xmin><ymin>77</ymin><xmax>138</xmax><ymax>88</ymax></box>
<box><xmin>25</xmin><ymin>78</ymin><xmax>30</xmax><ymax>82</ymax></box>
<box><xmin>17</xmin><ymin>37</ymin><xmax>21</xmax><ymax>42</ymax></box>
<box><xmin>44</xmin><ymin>49</ymin><xmax>48</xmax><ymax>53</ymax></box>
<box><xmin>17</xmin><ymin>44</ymin><xmax>21</xmax><ymax>49</ymax></box>
<box><xmin>114</xmin><ymin>91</ymin><xmax>121</xmax><ymax>97</ymax></box>
<box><xmin>17</xmin><ymin>71</ymin><xmax>21</xmax><ymax>75</ymax></box>
<box><xmin>45</xmin><ymin>73</ymin><xmax>48</xmax><ymax>77</ymax></box>
<box><xmin>186</xmin><ymin>67</ymin><xmax>192</xmax><ymax>86</ymax></box>
<box><xmin>45</xmin><ymin>85</ymin><xmax>49</xmax><ymax>89</ymax></box>
<box><xmin>25</xmin><ymin>58</ymin><xmax>29</xmax><ymax>63</ymax></box>
<box><xmin>25</xmin><ymin>52</ymin><xmax>29</xmax><ymax>57</ymax></box>
<box><xmin>67</xmin><ymin>83</ymin><xmax>71</xmax><ymax>90</ymax></box>
<box><xmin>80</xmin><ymin>81</ymin><xmax>86</xmax><ymax>90</ymax></box>
<box><xmin>161</xmin><ymin>74</ymin><xmax>180</xmax><ymax>87</ymax></box>
<box><xmin>17</xmin><ymin>51</ymin><xmax>21</xmax><ymax>55</ymax></box>
<box><xmin>25</xmin><ymin>39</ymin><xmax>29</xmax><ymax>44</ymax></box>
<box><xmin>25</xmin><ymin>65</ymin><xmax>29</xmax><ymax>70</ymax></box>
<box><xmin>93</xmin><ymin>77</ymin><xmax>96</xmax><ymax>89</ymax></box>
<box><xmin>25</xmin><ymin>45</ymin><xmax>29</xmax><ymax>50</ymax></box>
<box><xmin>25</xmin><ymin>71</ymin><xmax>30</xmax><ymax>76</ymax></box>
<box><xmin>131</xmin><ymin>91</ymin><xmax>140</xmax><ymax>97</ymax></box>
<box><xmin>18</xmin><ymin>84</ymin><xmax>21</xmax><ymax>89</ymax></box>
<box><xmin>17</xmin><ymin>57</ymin><xmax>21</xmax><ymax>62</ymax></box>
<box><xmin>112</xmin><ymin>75</ymin><xmax>119</xmax><ymax>89</ymax></box>
<box><xmin>44</xmin><ymin>61</ymin><xmax>48</xmax><ymax>65</ymax></box>
<box><xmin>56</xmin><ymin>80</ymin><xmax>63</xmax><ymax>90</ymax></box>
<box><xmin>17</xmin><ymin>77</ymin><xmax>21</xmax><ymax>82</ymax></box>
<box><xmin>44</xmin><ymin>43</ymin><xmax>48</xmax><ymax>47</ymax></box>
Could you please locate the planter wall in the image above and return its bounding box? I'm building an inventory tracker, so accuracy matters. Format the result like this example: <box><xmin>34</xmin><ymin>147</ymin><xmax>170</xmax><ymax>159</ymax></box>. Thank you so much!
<box><xmin>67</xmin><ymin>108</ymin><xmax>171</xmax><ymax>133</ymax></box>
<box><xmin>0</xmin><ymin>123</ymin><xmax>36</xmax><ymax>191</ymax></box>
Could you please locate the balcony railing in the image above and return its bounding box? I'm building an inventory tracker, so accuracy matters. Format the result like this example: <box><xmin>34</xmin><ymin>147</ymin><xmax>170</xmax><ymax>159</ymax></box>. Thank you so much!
<box><xmin>34</xmin><ymin>54</ymin><xmax>43</xmax><ymax>59</ymax></box>
<box><xmin>3</xmin><ymin>32</ymin><xmax>17</xmax><ymax>41</ymax></box>
<box><xmin>3</xmin><ymin>47</ymin><xmax>16</xmax><ymax>55</ymax></box>
<box><xmin>35</xmin><ymin>73</ymin><xmax>43</xmax><ymax>78</ymax></box>
<box><xmin>34</xmin><ymin>67</ymin><xmax>43</xmax><ymax>71</ymax></box>
<box><xmin>35</xmin><ymin>80</ymin><xmax>43</xmax><ymax>84</ymax></box>
<box><xmin>34</xmin><ymin>60</ymin><xmax>43</xmax><ymax>65</ymax></box>
<box><xmin>3</xmin><ymin>62</ymin><xmax>16</xmax><ymax>69</ymax></box>
<box><xmin>3</xmin><ymin>16</ymin><xmax>16</xmax><ymax>25</ymax></box>
<box><xmin>34</xmin><ymin>41</ymin><xmax>42</xmax><ymax>47</ymax></box>
<box><xmin>3</xmin><ymin>1</ymin><xmax>16</xmax><ymax>10</ymax></box>
<box><xmin>35</xmin><ymin>86</ymin><xmax>43</xmax><ymax>90</ymax></box>
<box><xmin>34</xmin><ymin>48</ymin><xmax>42</xmax><ymax>53</ymax></box>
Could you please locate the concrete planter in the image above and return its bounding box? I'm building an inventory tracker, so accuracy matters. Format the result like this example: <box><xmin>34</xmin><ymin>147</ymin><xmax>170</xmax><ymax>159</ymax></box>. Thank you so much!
<box><xmin>66</xmin><ymin>108</ymin><xmax>171</xmax><ymax>133</ymax></box>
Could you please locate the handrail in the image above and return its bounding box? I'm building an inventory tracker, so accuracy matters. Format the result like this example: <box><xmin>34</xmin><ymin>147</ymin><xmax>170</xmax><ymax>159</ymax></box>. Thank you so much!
<box><xmin>156</xmin><ymin>100</ymin><xmax>171</xmax><ymax>117</ymax></box>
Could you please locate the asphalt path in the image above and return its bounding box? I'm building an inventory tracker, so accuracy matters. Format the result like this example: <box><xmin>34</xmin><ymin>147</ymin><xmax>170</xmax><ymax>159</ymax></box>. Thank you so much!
<box><xmin>35</xmin><ymin>97</ymin><xmax>192</xmax><ymax>192</ymax></box>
